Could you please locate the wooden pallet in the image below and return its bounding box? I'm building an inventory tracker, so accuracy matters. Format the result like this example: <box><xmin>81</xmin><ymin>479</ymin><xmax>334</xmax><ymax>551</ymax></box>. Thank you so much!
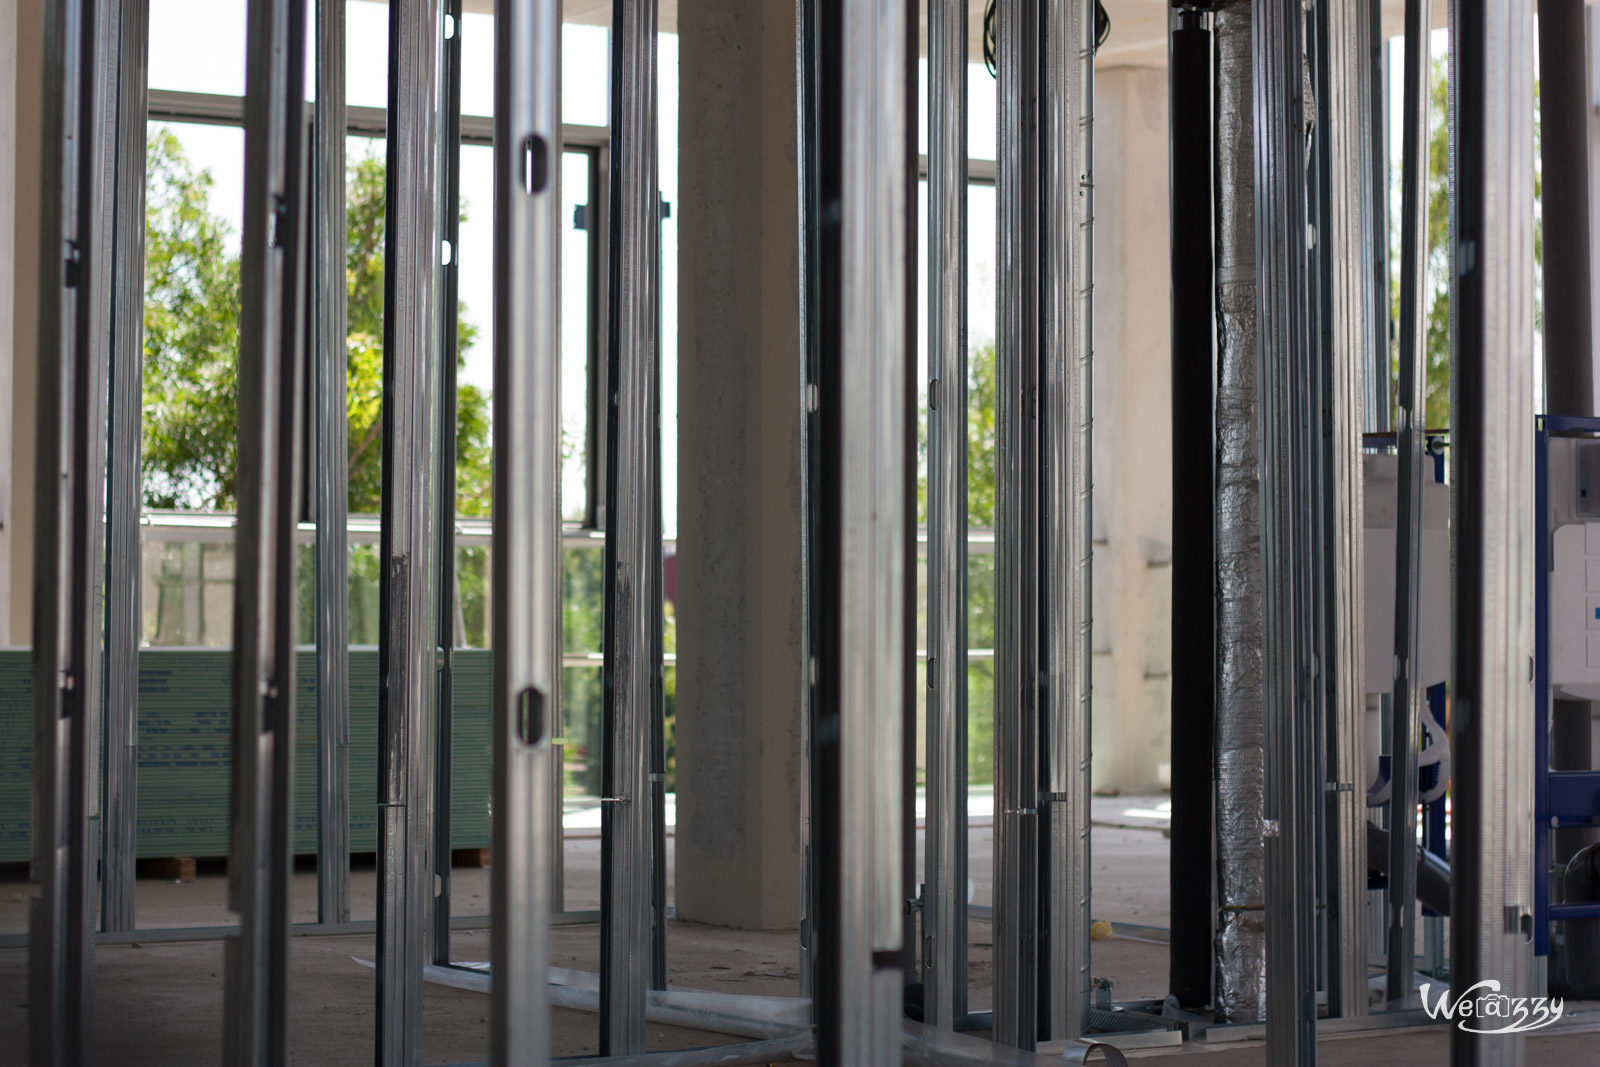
<box><xmin>137</xmin><ymin>856</ymin><xmax>197</xmax><ymax>881</ymax></box>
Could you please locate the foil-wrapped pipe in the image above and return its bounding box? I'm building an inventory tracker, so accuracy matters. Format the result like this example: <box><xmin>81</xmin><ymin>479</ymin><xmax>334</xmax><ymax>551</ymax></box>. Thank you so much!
<box><xmin>1211</xmin><ymin>0</ymin><xmax>1267</xmax><ymax>1025</ymax></box>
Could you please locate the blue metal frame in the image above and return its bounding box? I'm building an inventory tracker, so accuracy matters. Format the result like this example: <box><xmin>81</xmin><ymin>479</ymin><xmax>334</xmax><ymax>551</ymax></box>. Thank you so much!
<box><xmin>1533</xmin><ymin>413</ymin><xmax>1600</xmax><ymax>954</ymax></box>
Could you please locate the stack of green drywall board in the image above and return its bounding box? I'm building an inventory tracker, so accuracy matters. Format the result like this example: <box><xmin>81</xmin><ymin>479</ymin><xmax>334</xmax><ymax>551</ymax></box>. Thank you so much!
<box><xmin>0</xmin><ymin>648</ymin><xmax>491</xmax><ymax>863</ymax></box>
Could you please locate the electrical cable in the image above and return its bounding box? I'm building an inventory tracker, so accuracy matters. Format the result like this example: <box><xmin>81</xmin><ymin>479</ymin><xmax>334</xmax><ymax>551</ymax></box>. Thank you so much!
<box><xmin>983</xmin><ymin>1</ymin><xmax>1110</xmax><ymax>79</ymax></box>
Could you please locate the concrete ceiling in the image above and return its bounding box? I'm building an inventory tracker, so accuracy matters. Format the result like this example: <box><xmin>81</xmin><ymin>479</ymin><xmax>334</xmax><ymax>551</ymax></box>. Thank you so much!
<box><xmin>401</xmin><ymin>1</ymin><xmax>1549</xmax><ymax>70</ymax></box>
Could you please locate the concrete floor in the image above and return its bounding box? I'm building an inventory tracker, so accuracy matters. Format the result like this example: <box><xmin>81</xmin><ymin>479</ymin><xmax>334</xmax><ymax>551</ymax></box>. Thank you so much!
<box><xmin>1</xmin><ymin>797</ymin><xmax>1596</xmax><ymax>1062</ymax></box>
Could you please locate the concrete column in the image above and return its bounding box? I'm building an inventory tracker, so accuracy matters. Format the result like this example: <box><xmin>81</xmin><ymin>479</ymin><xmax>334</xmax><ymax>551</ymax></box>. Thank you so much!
<box><xmin>673</xmin><ymin>0</ymin><xmax>803</xmax><ymax>929</ymax></box>
<box><xmin>2</xmin><ymin>1</ymin><xmax>41</xmax><ymax>647</ymax></box>
<box><xmin>1089</xmin><ymin>63</ymin><xmax>1172</xmax><ymax>794</ymax></box>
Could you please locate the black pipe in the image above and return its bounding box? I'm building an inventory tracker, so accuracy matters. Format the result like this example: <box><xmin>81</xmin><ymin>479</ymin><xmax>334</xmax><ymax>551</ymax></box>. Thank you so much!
<box><xmin>1166</xmin><ymin>4</ymin><xmax>1215</xmax><ymax>1014</ymax></box>
<box><xmin>1558</xmin><ymin>844</ymin><xmax>1600</xmax><ymax>998</ymax></box>
<box><xmin>1539</xmin><ymin>0</ymin><xmax>1600</xmax><ymax>996</ymax></box>
<box><xmin>1540</xmin><ymin>0</ymin><xmax>1599</xmax><ymax>861</ymax></box>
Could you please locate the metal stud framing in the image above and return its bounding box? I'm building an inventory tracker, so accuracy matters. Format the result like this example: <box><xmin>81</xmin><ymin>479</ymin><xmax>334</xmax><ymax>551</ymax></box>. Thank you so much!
<box><xmin>1318</xmin><ymin>0</ymin><xmax>1372</xmax><ymax>1018</ymax></box>
<box><xmin>799</xmin><ymin>0</ymin><xmax>912</xmax><ymax>1059</ymax></box>
<box><xmin>995</xmin><ymin>0</ymin><xmax>1093</xmax><ymax>1047</ymax></box>
<box><xmin>490</xmin><ymin>0</ymin><xmax>560</xmax><ymax>1060</ymax></box>
<box><xmin>102</xmin><ymin>0</ymin><xmax>150</xmax><ymax>937</ymax></box>
<box><xmin>796</xmin><ymin>0</ymin><xmax>830</xmax><ymax>1010</ymax></box>
<box><xmin>224</xmin><ymin>0</ymin><xmax>310</xmax><ymax>1059</ymax></box>
<box><xmin>312</xmin><ymin>0</ymin><xmax>351</xmax><ymax>930</ymax></box>
<box><xmin>1253</xmin><ymin>0</ymin><xmax>1318</xmax><ymax>1059</ymax></box>
<box><xmin>837</xmin><ymin>0</ymin><xmax>911</xmax><ymax>1058</ymax></box>
<box><xmin>923</xmin><ymin>0</ymin><xmax>969</xmax><ymax>1033</ymax></box>
<box><xmin>432</xmin><ymin>0</ymin><xmax>464</xmax><ymax>969</ymax></box>
<box><xmin>601</xmin><ymin>0</ymin><xmax>661</xmax><ymax>1053</ymax></box>
<box><xmin>1384</xmin><ymin>0</ymin><xmax>1431</xmax><ymax>1007</ymax></box>
<box><xmin>1447</xmin><ymin>0</ymin><xmax>1536</xmax><ymax>1061</ymax></box>
<box><xmin>994</xmin><ymin>1</ymin><xmax>1043</xmax><ymax>1045</ymax></box>
<box><xmin>377</xmin><ymin>0</ymin><xmax>441</xmax><ymax>1060</ymax></box>
<box><xmin>1038</xmin><ymin>0</ymin><xmax>1094</xmax><ymax>1041</ymax></box>
<box><xmin>30</xmin><ymin>0</ymin><xmax>105</xmax><ymax>1059</ymax></box>
<box><xmin>1366</xmin><ymin>0</ymin><xmax>1391</xmax><ymax>434</ymax></box>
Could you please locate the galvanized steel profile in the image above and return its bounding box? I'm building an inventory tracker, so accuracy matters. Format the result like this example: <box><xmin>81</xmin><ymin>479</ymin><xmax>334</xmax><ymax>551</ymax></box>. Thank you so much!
<box><xmin>225</xmin><ymin>0</ymin><xmax>311</xmax><ymax>1060</ymax></box>
<box><xmin>994</xmin><ymin>1</ymin><xmax>1043</xmax><ymax>1047</ymax></box>
<box><xmin>1385</xmin><ymin>0</ymin><xmax>1431</xmax><ymax>1008</ymax></box>
<box><xmin>835</xmin><ymin>0</ymin><xmax>911</xmax><ymax>1059</ymax></box>
<box><xmin>1447</xmin><ymin>0</ymin><xmax>1536</xmax><ymax>1062</ymax></box>
<box><xmin>377</xmin><ymin>0</ymin><xmax>441</xmax><ymax>1060</ymax></box>
<box><xmin>602</xmin><ymin>0</ymin><xmax>662</xmax><ymax>1054</ymax></box>
<box><xmin>312</xmin><ymin>0</ymin><xmax>352</xmax><ymax>930</ymax></box>
<box><xmin>923</xmin><ymin>0</ymin><xmax>969</xmax><ymax>1033</ymax></box>
<box><xmin>1318</xmin><ymin>0</ymin><xmax>1373</xmax><ymax>1018</ymax></box>
<box><xmin>431</xmin><ymin>0</ymin><xmax>464</xmax><ymax>970</ymax></box>
<box><xmin>102</xmin><ymin>0</ymin><xmax>151</xmax><ymax>938</ymax></box>
<box><xmin>1037</xmin><ymin>0</ymin><xmax>1095</xmax><ymax>1041</ymax></box>
<box><xmin>994</xmin><ymin>0</ymin><xmax>1094</xmax><ymax>1046</ymax></box>
<box><xmin>1252</xmin><ymin>0</ymin><xmax>1319</xmax><ymax>1059</ymax></box>
<box><xmin>30</xmin><ymin>0</ymin><xmax>107</xmax><ymax>1060</ymax></box>
<box><xmin>490</xmin><ymin>0</ymin><xmax>560</xmax><ymax>1061</ymax></box>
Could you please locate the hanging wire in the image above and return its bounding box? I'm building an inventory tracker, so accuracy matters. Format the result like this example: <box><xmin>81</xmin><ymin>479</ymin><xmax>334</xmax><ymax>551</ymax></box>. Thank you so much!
<box><xmin>984</xmin><ymin>0</ymin><xmax>997</xmax><ymax>76</ymax></box>
<box><xmin>983</xmin><ymin>0</ymin><xmax>1110</xmax><ymax>78</ymax></box>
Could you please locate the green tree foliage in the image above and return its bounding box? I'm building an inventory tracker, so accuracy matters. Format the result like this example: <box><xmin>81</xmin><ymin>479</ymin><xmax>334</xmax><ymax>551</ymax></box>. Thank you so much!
<box><xmin>141</xmin><ymin>129</ymin><xmax>491</xmax><ymax>516</ymax></box>
<box><xmin>1398</xmin><ymin>61</ymin><xmax>1542</xmax><ymax>429</ymax></box>
<box><xmin>916</xmin><ymin>341</ymin><xmax>999</xmax><ymax>784</ymax></box>
<box><xmin>142</xmin><ymin>128</ymin><xmax>242</xmax><ymax>508</ymax></box>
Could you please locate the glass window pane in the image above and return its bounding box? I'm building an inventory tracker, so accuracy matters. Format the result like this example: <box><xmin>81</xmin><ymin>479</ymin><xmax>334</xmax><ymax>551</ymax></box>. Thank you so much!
<box><xmin>345</xmin><ymin>0</ymin><xmax>391</xmax><ymax>110</ymax></box>
<box><xmin>917</xmin><ymin>58</ymin><xmax>999</xmax><ymax>162</ymax></box>
<box><xmin>563</xmin><ymin>22</ymin><xmax>611</xmax><ymax>127</ymax></box>
<box><xmin>143</xmin><ymin>121</ymin><xmax>244</xmax><ymax>518</ymax></box>
<box><xmin>149</xmin><ymin>0</ymin><xmax>246</xmax><ymax>96</ymax></box>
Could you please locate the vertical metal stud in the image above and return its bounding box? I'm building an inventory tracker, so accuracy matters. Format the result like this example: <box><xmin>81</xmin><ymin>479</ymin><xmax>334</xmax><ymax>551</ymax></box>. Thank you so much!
<box><xmin>1253</xmin><ymin>0</ymin><xmax>1318</xmax><ymax>1059</ymax></box>
<box><xmin>601</xmin><ymin>0</ymin><xmax>660</xmax><ymax>1053</ymax></box>
<box><xmin>226</xmin><ymin>0</ymin><xmax>310</xmax><ymax>1059</ymax></box>
<box><xmin>30</xmin><ymin>0</ymin><xmax>104</xmax><ymax>1059</ymax></box>
<box><xmin>1038</xmin><ymin>0</ymin><xmax>1094</xmax><ymax>1041</ymax></box>
<box><xmin>796</xmin><ymin>0</ymin><xmax>827</xmax><ymax>1007</ymax></box>
<box><xmin>993</xmin><ymin>1</ymin><xmax>1042</xmax><ymax>1047</ymax></box>
<box><xmin>799</xmin><ymin>0</ymin><xmax>911</xmax><ymax>1058</ymax></box>
<box><xmin>836</xmin><ymin>0</ymin><xmax>910</xmax><ymax>1058</ymax></box>
<box><xmin>1366</xmin><ymin>0</ymin><xmax>1390</xmax><ymax>434</ymax></box>
<box><xmin>102</xmin><ymin>0</ymin><xmax>150</xmax><ymax>936</ymax></box>
<box><xmin>1384</xmin><ymin>0</ymin><xmax>1431</xmax><ymax>1007</ymax></box>
<box><xmin>431</xmin><ymin>0</ymin><xmax>464</xmax><ymax>968</ymax></box>
<box><xmin>924</xmin><ymin>0</ymin><xmax>969</xmax><ymax>1033</ymax></box>
<box><xmin>377</xmin><ymin>0</ymin><xmax>440</xmax><ymax>1060</ymax></box>
<box><xmin>1320</xmin><ymin>0</ymin><xmax>1373</xmax><ymax>1018</ymax></box>
<box><xmin>1447</xmin><ymin>0</ymin><xmax>1536</xmax><ymax>1061</ymax></box>
<box><xmin>995</xmin><ymin>0</ymin><xmax>1094</xmax><ymax>1044</ymax></box>
<box><xmin>312</xmin><ymin>0</ymin><xmax>351</xmax><ymax>930</ymax></box>
<box><xmin>490</xmin><ymin>0</ymin><xmax>558</xmax><ymax>1061</ymax></box>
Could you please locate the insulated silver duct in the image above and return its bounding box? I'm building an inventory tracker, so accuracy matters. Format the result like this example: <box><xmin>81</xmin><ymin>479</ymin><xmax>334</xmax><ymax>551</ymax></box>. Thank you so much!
<box><xmin>1211</xmin><ymin>0</ymin><xmax>1266</xmax><ymax>1025</ymax></box>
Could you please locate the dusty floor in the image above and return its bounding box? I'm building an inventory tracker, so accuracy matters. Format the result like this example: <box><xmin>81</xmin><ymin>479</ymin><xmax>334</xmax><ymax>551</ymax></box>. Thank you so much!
<box><xmin>1</xmin><ymin>796</ymin><xmax>1596</xmax><ymax>1063</ymax></box>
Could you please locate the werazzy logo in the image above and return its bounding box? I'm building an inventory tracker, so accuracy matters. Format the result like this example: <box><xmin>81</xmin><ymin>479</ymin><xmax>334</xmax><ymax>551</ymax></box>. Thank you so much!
<box><xmin>1419</xmin><ymin>981</ymin><xmax>1564</xmax><ymax>1034</ymax></box>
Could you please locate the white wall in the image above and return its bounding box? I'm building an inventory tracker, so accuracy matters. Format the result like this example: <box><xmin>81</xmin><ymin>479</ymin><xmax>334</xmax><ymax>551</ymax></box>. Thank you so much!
<box><xmin>1090</xmin><ymin>63</ymin><xmax>1173</xmax><ymax>795</ymax></box>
